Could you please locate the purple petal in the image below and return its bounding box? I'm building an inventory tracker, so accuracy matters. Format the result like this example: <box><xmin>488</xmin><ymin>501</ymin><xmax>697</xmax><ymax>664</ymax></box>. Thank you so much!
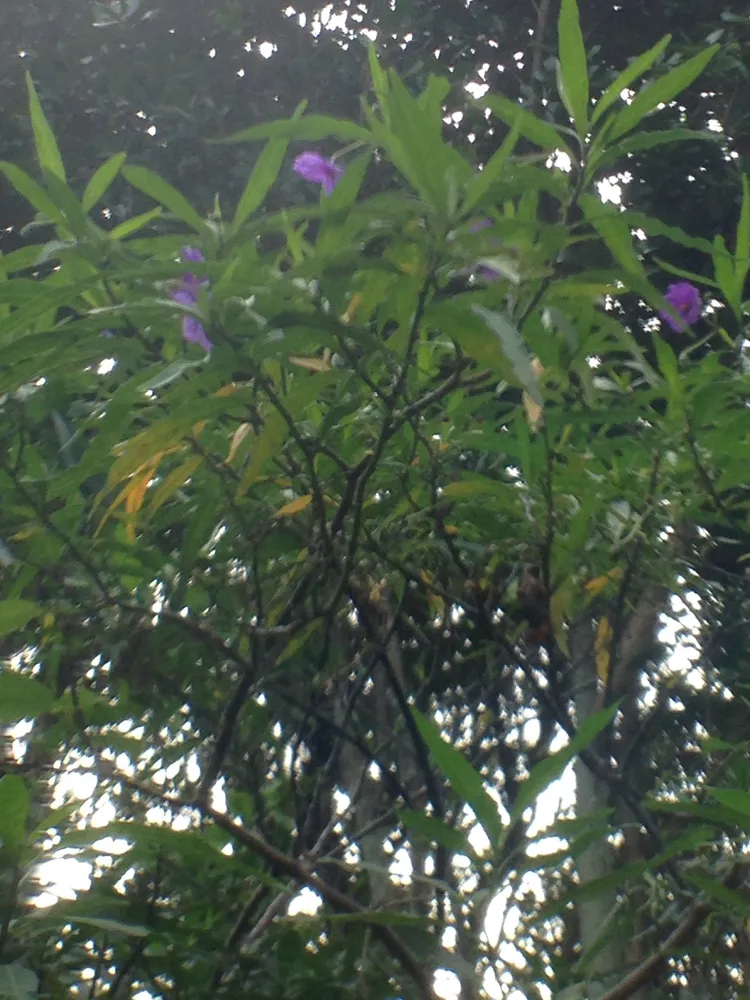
<box><xmin>182</xmin><ymin>247</ymin><xmax>204</xmax><ymax>263</ymax></box>
<box><xmin>471</xmin><ymin>218</ymin><xmax>493</xmax><ymax>232</ymax></box>
<box><xmin>182</xmin><ymin>315</ymin><xmax>212</xmax><ymax>352</ymax></box>
<box><xmin>293</xmin><ymin>151</ymin><xmax>344</xmax><ymax>196</ymax></box>
<box><xmin>171</xmin><ymin>287</ymin><xmax>196</xmax><ymax>307</ymax></box>
<box><xmin>659</xmin><ymin>281</ymin><xmax>702</xmax><ymax>331</ymax></box>
<box><xmin>477</xmin><ymin>266</ymin><xmax>499</xmax><ymax>282</ymax></box>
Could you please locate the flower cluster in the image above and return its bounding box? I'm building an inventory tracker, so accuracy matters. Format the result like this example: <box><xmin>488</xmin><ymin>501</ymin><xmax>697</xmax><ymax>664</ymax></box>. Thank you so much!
<box><xmin>170</xmin><ymin>247</ymin><xmax>212</xmax><ymax>352</ymax></box>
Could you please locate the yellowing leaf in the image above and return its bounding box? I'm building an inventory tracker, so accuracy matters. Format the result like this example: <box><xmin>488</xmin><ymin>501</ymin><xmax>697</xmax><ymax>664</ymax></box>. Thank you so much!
<box><xmin>443</xmin><ymin>524</ymin><xmax>459</xmax><ymax>536</ymax></box>
<box><xmin>585</xmin><ymin>567</ymin><xmax>623</xmax><ymax>597</ymax></box>
<box><xmin>275</xmin><ymin>494</ymin><xmax>313</xmax><ymax>518</ymax></box>
<box><xmin>550</xmin><ymin>585</ymin><xmax>571</xmax><ymax>657</ymax></box>
<box><xmin>595</xmin><ymin>616</ymin><xmax>614</xmax><ymax>684</ymax></box>
<box><xmin>226</xmin><ymin>423</ymin><xmax>252</xmax><ymax>465</ymax></box>
<box><xmin>523</xmin><ymin>358</ymin><xmax>544</xmax><ymax>431</ymax></box>
<box><xmin>289</xmin><ymin>355</ymin><xmax>331</xmax><ymax>372</ymax></box>
<box><xmin>340</xmin><ymin>293</ymin><xmax>362</xmax><ymax>325</ymax></box>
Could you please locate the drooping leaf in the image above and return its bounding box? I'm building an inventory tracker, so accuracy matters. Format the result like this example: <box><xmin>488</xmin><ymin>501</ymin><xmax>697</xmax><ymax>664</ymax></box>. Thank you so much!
<box><xmin>482</xmin><ymin>95</ymin><xmax>572</xmax><ymax>155</ymax></box>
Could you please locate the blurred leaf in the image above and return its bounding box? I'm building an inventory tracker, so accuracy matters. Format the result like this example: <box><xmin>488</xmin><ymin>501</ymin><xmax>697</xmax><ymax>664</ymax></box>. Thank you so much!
<box><xmin>275</xmin><ymin>494</ymin><xmax>313</xmax><ymax>517</ymax></box>
<box><xmin>0</xmin><ymin>776</ymin><xmax>29</xmax><ymax>852</ymax></box>
<box><xmin>0</xmin><ymin>964</ymin><xmax>37</xmax><ymax>1000</ymax></box>
<box><xmin>232</xmin><ymin>137</ymin><xmax>289</xmax><ymax>232</ymax></box>
<box><xmin>0</xmin><ymin>670</ymin><xmax>54</xmax><ymax>722</ymax></box>
<box><xmin>399</xmin><ymin>810</ymin><xmax>468</xmax><ymax>852</ymax></box>
<box><xmin>213</xmin><ymin>115</ymin><xmax>371</xmax><ymax>146</ymax></box>
<box><xmin>0</xmin><ymin>600</ymin><xmax>42</xmax><ymax>636</ymax></box>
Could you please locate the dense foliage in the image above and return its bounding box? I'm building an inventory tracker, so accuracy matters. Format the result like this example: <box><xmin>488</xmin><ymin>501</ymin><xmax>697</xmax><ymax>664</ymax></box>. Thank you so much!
<box><xmin>2</xmin><ymin>2</ymin><xmax>750</xmax><ymax>1000</ymax></box>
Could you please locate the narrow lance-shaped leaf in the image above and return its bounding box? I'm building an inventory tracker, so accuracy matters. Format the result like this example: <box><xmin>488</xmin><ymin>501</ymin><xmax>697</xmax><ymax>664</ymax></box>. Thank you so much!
<box><xmin>83</xmin><ymin>153</ymin><xmax>127</xmax><ymax>213</ymax></box>
<box><xmin>211</xmin><ymin>114</ymin><xmax>372</xmax><ymax>146</ymax></box>
<box><xmin>232</xmin><ymin>138</ymin><xmax>289</xmax><ymax>232</ymax></box>
<box><xmin>413</xmin><ymin>709</ymin><xmax>503</xmax><ymax>847</ymax></box>
<box><xmin>25</xmin><ymin>72</ymin><xmax>66</xmax><ymax>182</ymax></box>
<box><xmin>470</xmin><ymin>303</ymin><xmax>543</xmax><ymax>407</ymax></box>
<box><xmin>557</xmin><ymin>0</ymin><xmax>589</xmax><ymax>137</ymax></box>
<box><xmin>123</xmin><ymin>166</ymin><xmax>208</xmax><ymax>235</ymax></box>
<box><xmin>481</xmin><ymin>94</ymin><xmax>572</xmax><ymax>155</ymax></box>
<box><xmin>591</xmin><ymin>34</ymin><xmax>671</xmax><ymax>126</ymax></box>
<box><xmin>734</xmin><ymin>173</ymin><xmax>750</xmax><ymax>304</ymax></box>
<box><xmin>513</xmin><ymin>703</ymin><xmax>619</xmax><ymax>818</ymax></box>
<box><xmin>608</xmin><ymin>45</ymin><xmax>719</xmax><ymax>141</ymax></box>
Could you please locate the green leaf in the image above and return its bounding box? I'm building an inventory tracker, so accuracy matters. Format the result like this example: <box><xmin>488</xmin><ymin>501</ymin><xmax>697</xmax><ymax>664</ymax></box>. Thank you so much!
<box><xmin>463</xmin><ymin>114</ymin><xmax>522</xmax><ymax>212</ymax></box>
<box><xmin>580</xmin><ymin>195</ymin><xmax>645</xmax><ymax>277</ymax></box>
<box><xmin>713</xmin><ymin>234</ymin><xmax>737</xmax><ymax>310</ymax></box>
<box><xmin>0</xmin><ymin>163</ymin><xmax>66</xmax><ymax>228</ymax></box>
<box><xmin>0</xmin><ymin>964</ymin><xmax>37</xmax><ymax>1000</ymax></box>
<box><xmin>399</xmin><ymin>810</ymin><xmax>469</xmax><ymax>853</ymax></box>
<box><xmin>63</xmin><ymin>916</ymin><xmax>150</xmax><ymax>938</ymax></box>
<box><xmin>232</xmin><ymin>138</ymin><xmax>288</xmax><ymax>232</ymax></box>
<box><xmin>608</xmin><ymin>45</ymin><xmax>720</xmax><ymax>141</ymax></box>
<box><xmin>122</xmin><ymin>167</ymin><xmax>207</xmax><ymax>234</ymax></box>
<box><xmin>82</xmin><ymin>153</ymin><xmax>127</xmax><ymax>213</ymax></box>
<box><xmin>557</xmin><ymin>0</ymin><xmax>589</xmax><ymax>136</ymax></box>
<box><xmin>25</xmin><ymin>72</ymin><xmax>65</xmax><ymax>182</ymax></box>
<box><xmin>470</xmin><ymin>303</ymin><xmax>543</xmax><ymax>407</ymax></box>
<box><xmin>734</xmin><ymin>173</ymin><xmax>750</xmax><ymax>303</ymax></box>
<box><xmin>109</xmin><ymin>207</ymin><xmax>162</xmax><ymax>240</ymax></box>
<box><xmin>708</xmin><ymin>787</ymin><xmax>750</xmax><ymax>818</ymax></box>
<box><xmin>686</xmin><ymin>874</ymin><xmax>750</xmax><ymax>917</ymax></box>
<box><xmin>413</xmin><ymin>709</ymin><xmax>502</xmax><ymax>847</ymax></box>
<box><xmin>0</xmin><ymin>670</ymin><xmax>54</xmax><ymax>723</ymax></box>
<box><xmin>591</xmin><ymin>128</ymin><xmax>721</xmax><ymax>171</ymax></box>
<box><xmin>513</xmin><ymin>703</ymin><xmax>619</xmax><ymax>818</ymax></box>
<box><xmin>591</xmin><ymin>35</ymin><xmax>671</xmax><ymax>126</ymax></box>
<box><xmin>0</xmin><ymin>776</ymin><xmax>29</xmax><ymax>852</ymax></box>
<box><xmin>212</xmin><ymin>114</ymin><xmax>372</xmax><ymax>146</ymax></box>
<box><xmin>0</xmin><ymin>599</ymin><xmax>42</xmax><ymax>636</ymax></box>
<box><xmin>482</xmin><ymin>95</ymin><xmax>571</xmax><ymax>155</ymax></box>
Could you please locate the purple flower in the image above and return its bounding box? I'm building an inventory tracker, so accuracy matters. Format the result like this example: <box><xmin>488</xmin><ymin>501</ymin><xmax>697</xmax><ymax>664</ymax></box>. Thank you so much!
<box><xmin>169</xmin><ymin>247</ymin><xmax>212</xmax><ymax>352</ymax></box>
<box><xmin>659</xmin><ymin>281</ymin><xmax>702</xmax><ymax>332</ymax></box>
<box><xmin>293</xmin><ymin>151</ymin><xmax>344</xmax><ymax>196</ymax></box>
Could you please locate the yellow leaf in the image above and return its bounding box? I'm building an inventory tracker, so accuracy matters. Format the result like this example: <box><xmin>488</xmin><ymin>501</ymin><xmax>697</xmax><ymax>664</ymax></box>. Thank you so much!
<box><xmin>43</xmin><ymin>613</ymin><xmax>55</xmax><ymax>630</ymax></box>
<box><xmin>340</xmin><ymin>293</ymin><xmax>362</xmax><ymax>325</ymax></box>
<box><xmin>226</xmin><ymin>423</ymin><xmax>252</xmax><ymax>465</ymax></box>
<box><xmin>595</xmin><ymin>616</ymin><xmax>614</xmax><ymax>684</ymax></box>
<box><xmin>289</xmin><ymin>355</ymin><xmax>331</xmax><ymax>372</ymax></box>
<box><xmin>550</xmin><ymin>585</ymin><xmax>571</xmax><ymax>656</ymax></box>
<box><xmin>585</xmin><ymin>567</ymin><xmax>623</xmax><ymax>597</ymax></box>
<box><xmin>523</xmin><ymin>358</ymin><xmax>545</xmax><ymax>431</ymax></box>
<box><xmin>444</xmin><ymin>524</ymin><xmax>459</xmax><ymax>536</ymax></box>
<box><xmin>275</xmin><ymin>494</ymin><xmax>313</xmax><ymax>518</ymax></box>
